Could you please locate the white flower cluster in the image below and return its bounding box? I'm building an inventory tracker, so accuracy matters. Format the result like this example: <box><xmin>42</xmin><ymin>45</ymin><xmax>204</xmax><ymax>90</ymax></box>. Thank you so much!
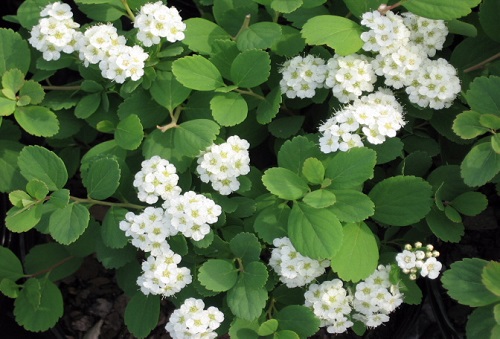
<box><xmin>319</xmin><ymin>88</ymin><xmax>405</xmax><ymax>153</ymax></box>
<box><xmin>396</xmin><ymin>242</ymin><xmax>442</xmax><ymax>280</ymax></box>
<box><xmin>361</xmin><ymin>10</ymin><xmax>460</xmax><ymax>109</ymax></box>
<box><xmin>165</xmin><ymin>298</ymin><xmax>224</xmax><ymax>339</ymax></box>
<box><xmin>28</xmin><ymin>2</ymin><xmax>81</xmax><ymax>61</ymax></box>
<box><xmin>121</xmin><ymin>156</ymin><xmax>222</xmax><ymax>297</ymax></box>
<box><xmin>279</xmin><ymin>55</ymin><xmax>327</xmax><ymax>99</ymax></box>
<box><xmin>304</xmin><ymin>279</ymin><xmax>353</xmax><ymax>334</ymax></box>
<box><xmin>352</xmin><ymin>265</ymin><xmax>404</xmax><ymax>328</ymax></box>
<box><xmin>324</xmin><ymin>54</ymin><xmax>377</xmax><ymax>103</ymax></box>
<box><xmin>269</xmin><ymin>237</ymin><xmax>330</xmax><ymax>288</ymax></box>
<box><xmin>134</xmin><ymin>1</ymin><xmax>186</xmax><ymax>47</ymax></box>
<box><xmin>196</xmin><ymin>136</ymin><xmax>251</xmax><ymax>195</ymax></box>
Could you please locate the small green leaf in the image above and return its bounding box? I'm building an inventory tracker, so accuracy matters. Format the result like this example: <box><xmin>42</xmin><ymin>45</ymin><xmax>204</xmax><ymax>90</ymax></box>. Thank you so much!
<box><xmin>115</xmin><ymin>114</ymin><xmax>144</xmax><ymax>150</ymax></box>
<box><xmin>464</xmin><ymin>76</ymin><xmax>500</xmax><ymax>116</ymax></box>
<box><xmin>0</xmin><ymin>278</ymin><xmax>20</xmax><ymax>298</ymax></box>
<box><xmin>301</xmin><ymin>15</ymin><xmax>363</xmax><ymax>55</ymax></box>
<box><xmin>198</xmin><ymin>259</ymin><xmax>238</xmax><ymax>292</ymax></box>
<box><xmin>426</xmin><ymin>207</ymin><xmax>464</xmax><ymax>242</ymax></box>
<box><xmin>271</xmin><ymin>25</ymin><xmax>306</xmax><ymax>57</ymax></box>
<box><xmin>19</xmin><ymin>80</ymin><xmax>45</xmax><ymax>105</ymax></box>
<box><xmin>49</xmin><ymin>189</ymin><xmax>70</xmax><ymax>209</ymax></box>
<box><xmin>447</xmin><ymin>19</ymin><xmax>477</xmax><ymax>37</ymax></box>
<box><xmin>229</xmin><ymin>318</ymin><xmax>260</xmax><ymax>339</ymax></box>
<box><xmin>14</xmin><ymin>106</ymin><xmax>59</xmax><ymax>137</ymax></box>
<box><xmin>482</xmin><ymin>261</ymin><xmax>500</xmax><ymax>297</ymax></box>
<box><xmin>6</xmin><ymin>204</ymin><xmax>42</xmax><ymax>233</ymax></box>
<box><xmin>369</xmin><ymin>176</ymin><xmax>433</xmax><ymax>226</ymax></box>
<box><xmin>451</xmin><ymin>191</ymin><xmax>488</xmax><ymax>216</ymax></box>
<box><xmin>231</xmin><ymin>50</ymin><xmax>271</xmax><ymax>88</ymax></box>
<box><xmin>237</xmin><ymin>22</ymin><xmax>282</xmax><ymax>51</ymax></box>
<box><xmin>331</xmin><ymin>222</ymin><xmax>378</xmax><ymax>282</ymax></box>
<box><xmin>302</xmin><ymin>157</ymin><xmax>324</xmax><ymax>185</ymax></box>
<box><xmin>453</xmin><ymin>111</ymin><xmax>488</xmax><ymax>139</ymax></box>
<box><xmin>241</xmin><ymin>261</ymin><xmax>269</xmax><ymax>288</ymax></box>
<box><xmin>14</xmin><ymin>278</ymin><xmax>63</xmax><ymax>332</ymax></box>
<box><xmin>262</xmin><ymin>167</ymin><xmax>310</xmax><ymax>200</ymax></box>
<box><xmin>49</xmin><ymin>203</ymin><xmax>90</xmax><ymax>245</ymax></box>
<box><xmin>256</xmin><ymin>87</ymin><xmax>282</xmax><ymax>124</ymax></box>
<box><xmin>183</xmin><ymin>18</ymin><xmax>231</xmax><ymax>55</ymax></box>
<box><xmin>9</xmin><ymin>190</ymin><xmax>33</xmax><ymax>208</ymax></box>
<box><xmin>461</xmin><ymin>142</ymin><xmax>500</xmax><ymax>187</ymax></box>
<box><xmin>26</xmin><ymin>179</ymin><xmax>49</xmax><ymax>200</ymax></box>
<box><xmin>101</xmin><ymin>207</ymin><xmax>129</xmax><ymax>249</ymax></box>
<box><xmin>258</xmin><ymin>319</ymin><xmax>279</xmax><ymax>336</ymax></box>
<box><xmin>82</xmin><ymin>157</ymin><xmax>120</xmax><ymax>200</ymax></box>
<box><xmin>324</xmin><ymin>147</ymin><xmax>377</xmax><ymax>189</ymax></box>
<box><xmin>2</xmin><ymin>68</ymin><xmax>24</xmax><ymax>95</ymax></box>
<box><xmin>230</xmin><ymin>232</ymin><xmax>261</xmax><ymax>263</ymax></box>
<box><xmin>174</xmin><ymin>119</ymin><xmax>220</xmax><ymax>157</ymax></box>
<box><xmin>150</xmin><ymin>71</ymin><xmax>191</xmax><ymax>113</ymax></box>
<box><xmin>444</xmin><ymin>205</ymin><xmax>462</xmax><ymax>223</ymax></box>
<box><xmin>75</xmin><ymin>93</ymin><xmax>101</xmax><ymax>119</ymax></box>
<box><xmin>480</xmin><ymin>114</ymin><xmax>500</xmax><ymax>129</ymax></box>
<box><xmin>0</xmin><ymin>95</ymin><xmax>16</xmax><ymax>116</ymax></box>
<box><xmin>124</xmin><ymin>293</ymin><xmax>160</xmax><ymax>339</ymax></box>
<box><xmin>403</xmin><ymin>0</ymin><xmax>481</xmax><ymax>20</ymax></box>
<box><xmin>0</xmin><ymin>246</ymin><xmax>24</xmax><ymax>281</ymax></box>
<box><xmin>172</xmin><ymin>55</ymin><xmax>225</xmax><ymax>91</ymax></box>
<box><xmin>303</xmin><ymin>189</ymin><xmax>336</xmax><ymax>208</ymax></box>
<box><xmin>278</xmin><ymin>136</ymin><xmax>322</xmax><ymax>174</ymax></box>
<box><xmin>342</xmin><ymin>0</ymin><xmax>386</xmax><ymax>18</ymax></box>
<box><xmin>0</xmin><ymin>28</ymin><xmax>30</xmax><ymax>75</ymax></box>
<box><xmin>288</xmin><ymin>202</ymin><xmax>343</xmax><ymax>259</ymax></box>
<box><xmin>253</xmin><ymin>204</ymin><xmax>289</xmax><ymax>244</ymax></box>
<box><xmin>210</xmin><ymin>92</ymin><xmax>248</xmax><ymax>126</ymax></box>
<box><xmin>442</xmin><ymin>258</ymin><xmax>500</xmax><ymax>307</ymax></box>
<box><xmin>271</xmin><ymin>0</ymin><xmax>303</xmax><ymax>13</ymax></box>
<box><xmin>275</xmin><ymin>305</ymin><xmax>320</xmax><ymax>339</ymax></box>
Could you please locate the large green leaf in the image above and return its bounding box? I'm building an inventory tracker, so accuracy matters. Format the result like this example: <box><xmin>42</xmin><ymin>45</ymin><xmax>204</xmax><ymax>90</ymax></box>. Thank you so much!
<box><xmin>479</xmin><ymin>0</ymin><xmax>500</xmax><ymax>43</ymax></box>
<box><xmin>403</xmin><ymin>0</ymin><xmax>481</xmax><ymax>20</ymax></box>
<box><xmin>451</xmin><ymin>192</ymin><xmax>488</xmax><ymax>216</ymax></box>
<box><xmin>5</xmin><ymin>204</ymin><xmax>42</xmax><ymax>233</ymax></box>
<box><xmin>174</xmin><ymin>119</ymin><xmax>220</xmax><ymax>157</ymax></box>
<box><xmin>124</xmin><ymin>293</ymin><xmax>160</xmax><ymax>339</ymax></box>
<box><xmin>0</xmin><ymin>29</ymin><xmax>30</xmax><ymax>75</ymax></box>
<box><xmin>442</xmin><ymin>258</ymin><xmax>500</xmax><ymax>307</ymax></box>
<box><xmin>466</xmin><ymin>305</ymin><xmax>498</xmax><ymax>339</ymax></box>
<box><xmin>301</xmin><ymin>15</ymin><xmax>363</xmax><ymax>55</ymax></box>
<box><xmin>0</xmin><ymin>246</ymin><xmax>24</xmax><ymax>281</ymax></box>
<box><xmin>262</xmin><ymin>167</ymin><xmax>310</xmax><ymax>200</ymax></box>
<box><xmin>426</xmin><ymin>207</ymin><xmax>464</xmax><ymax>242</ymax></box>
<box><xmin>482</xmin><ymin>261</ymin><xmax>500</xmax><ymax>297</ymax></box>
<box><xmin>229</xmin><ymin>232</ymin><xmax>261</xmax><ymax>263</ymax></box>
<box><xmin>0</xmin><ymin>141</ymin><xmax>25</xmax><ymax>193</ymax></box>
<box><xmin>277</xmin><ymin>136</ymin><xmax>322</xmax><ymax>174</ymax></box>
<box><xmin>14</xmin><ymin>278</ymin><xmax>63</xmax><ymax>332</ymax></box>
<box><xmin>236</xmin><ymin>22</ymin><xmax>282</xmax><ymax>51</ymax></box>
<box><xmin>213</xmin><ymin>0</ymin><xmax>259</xmax><ymax>36</ymax></box>
<box><xmin>198</xmin><ymin>259</ymin><xmax>238</xmax><ymax>292</ymax></box>
<box><xmin>150</xmin><ymin>71</ymin><xmax>191</xmax><ymax>113</ymax></box>
<box><xmin>49</xmin><ymin>203</ymin><xmax>90</xmax><ymax>245</ymax></box>
<box><xmin>271</xmin><ymin>0</ymin><xmax>303</xmax><ymax>13</ymax></box>
<box><xmin>183</xmin><ymin>18</ymin><xmax>231</xmax><ymax>55</ymax></box>
<box><xmin>227</xmin><ymin>273</ymin><xmax>268</xmax><ymax>320</ymax></box>
<box><xmin>24</xmin><ymin>243</ymin><xmax>82</xmax><ymax>282</ymax></box>
<box><xmin>210</xmin><ymin>92</ymin><xmax>248</xmax><ymax>126</ymax></box>
<box><xmin>464</xmin><ymin>76</ymin><xmax>500</xmax><ymax>116</ymax></box>
<box><xmin>115</xmin><ymin>114</ymin><xmax>144</xmax><ymax>150</ymax></box>
<box><xmin>328</xmin><ymin>189</ymin><xmax>374</xmax><ymax>222</ymax></box>
<box><xmin>369</xmin><ymin>176</ymin><xmax>433</xmax><ymax>226</ymax></box>
<box><xmin>14</xmin><ymin>106</ymin><xmax>59</xmax><ymax>137</ymax></box>
<box><xmin>461</xmin><ymin>142</ymin><xmax>500</xmax><ymax>187</ymax></box>
<box><xmin>75</xmin><ymin>93</ymin><xmax>101</xmax><ymax>119</ymax></box>
<box><xmin>342</xmin><ymin>0</ymin><xmax>386</xmax><ymax>18</ymax></box>
<box><xmin>256</xmin><ymin>87</ymin><xmax>282</xmax><ymax>124</ymax></box>
<box><xmin>288</xmin><ymin>202</ymin><xmax>343</xmax><ymax>259</ymax></box>
<box><xmin>331</xmin><ymin>222</ymin><xmax>378</xmax><ymax>282</ymax></box>
<box><xmin>18</xmin><ymin>146</ymin><xmax>68</xmax><ymax>191</ymax></box>
<box><xmin>117</xmin><ymin>89</ymin><xmax>165</xmax><ymax>129</ymax></box>
<box><xmin>82</xmin><ymin>157</ymin><xmax>121</xmax><ymax>200</ymax></box>
<box><xmin>101</xmin><ymin>207</ymin><xmax>129</xmax><ymax>249</ymax></box>
<box><xmin>253</xmin><ymin>204</ymin><xmax>289</xmax><ymax>244</ymax></box>
<box><xmin>172</xmin><ymin>55</ymin><xmax>225</xmax><ymax>91</ymax></box>
<box><xmin>275</xmin><ymin>305</ymin><xmax>320</xmax><ymax>339</ymax></box>
<box><xmin>231</xmin><ymin>49</ymin><xmax>271</xmax><ymax>88</ymax></box>
<box><xmin>453</xmin><ymin>111</ymin><xmax>489</xmax><ymax>139</ymax></box>
<box><xmin>324</xmin><ymin>147</ymin><xmax>376</xmax><ymax>189</ymax></box>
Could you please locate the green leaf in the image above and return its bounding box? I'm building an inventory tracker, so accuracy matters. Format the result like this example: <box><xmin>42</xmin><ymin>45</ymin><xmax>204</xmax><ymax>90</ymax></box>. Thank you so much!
<box><xmin>49</xmin><ymin>203</ymin><xmax>90</xmax><ymax>245</ymax></box>
<box><xmin>24</xmin><ymin>243</ymin><xmax>82</xmax><ymax>282</ymax></box>
<box><xmin>366</xmin><ymin>137</ymin><xmax>403</xmax><ymax>164</ymax></box>
<box><xmin>14</xmin><ymin>278</ymin><xmax>63</xmax><ymax>332</ymax></box>
<box><xmin>150</xmin><ymin>71</ymin><xmax>191</xmax><ymax>113</ymax></box>
<box><xmin>213</xmin><ymin>0</ymin><xmax>259</xmax><ymax>35</ymax></box>
<box><xmin>115</xmin><ymin>114</ymin><xmax>144</xmax><ymax>150</ymax></box>
<box><xmin>198</xmin><ymin>259</ymin><xmax>238</xmax><ymax>292</ymax></box>
<box><xmin>82</xmin><ymin>156</ymin><xmax>121</xmax><ymax>200</ymax></box>
<box><xmin>2</xmin><ymin>68</ymin><xmax>24</xmax><ymax>96</ymax></box>
<box><xmin>274</xmin><ymin>330</ymin><xmax>300</xmax><ymax>339</ymax></box>
<box><xmin>480</xmin><ymin>0</ymin><xmax>500</xmax><ymax>43</ymax></box>
<box><xmin>466</xmin><ymin>305</ymin><xmax>498</xmax><ymax>339</ymax></box>
<box><xmin>451</xmin><ymin>192</ymin><xmax>488</xmax><ymax>216</ymax></box>
<box><xmin>275</xmin><ymin>305</ymin><xmax>320</xmax><ymax>339</ymax></box>
<box><xmin>482</xmin><ymin>261</ymin><xmax>500</xmax><ymax>297</ymax></box>
<box><xmin>444</xmin><ymin>205</ymin><xmax>462</xmax><ymax>223</ymax></box>
<box><xmin>465</xmin><ymin>76</ymin><xmax>500</xmax><ymax>116</ymax></box>
<box><xmin>461</xmin><ymin>142</ymin><xmax>500</xmax><ymax>187</ymax></box>
<box><xmin>210</xmin><ymin>92</ymin><xmax>248</xmax><ymax>126</ymax></box>
<box><xmin>442</xmin><ymin>258</ymin><xmax>500</xmax><ymax>307</ymax></box>
<box><xmin>324</xmin><ymin>147</ymin><xmax>376</xmax><ymax>189</ymax></box>
<box><xmin>301</xmin><ymin>15</ymin><xmax>363</xmax><ymax>55</ymax></box>
<box><xmin>75</xmin><ymin>93</ymin><xmax>101</xmax><ymax>119</ymax></box>
<box><xmin>271</xmin><ymin>0</ymin><xmax>303</xmax><ymax>13</ymax></box>
<box><xmin>447</xmin><ymin>19</ymin><xmax>477</xmax><ymax>37</ymax></box>
<box><xmin>231</xmin><ymin>50</ymin><xmax>271</xmax><ymax>88</ymax></box>
<box><xmin>271</xmin><ymin>26</ymin><xmax>306</xmax><ymax>57</ymax></box>
<box><xmin>16</xmin><ymin>0</ymin><xmax>52</xmax><ymax>29</ymax></box>
<box><xmin>0</xmin><ymin>140</ymin><xmax>25</xmax><ymax>193</ymax></box>
<box><xmin>101</xmin><ymin>207</ymin><xmax>129</xmax><ymax>249</ymax></box>
<box><xmin>301</xmin><ymin>157</ymin><xmax>324</xmax><ymax>185</ymax></box>
<box><xmin>241</xmin><ymin>261</ymin><xmax>269</xmax><ymax>288</ymax></box>
<box><xmin>268</xmin><ymin>116</ymin><xmax>305</xmax><ymax>139</ymax></box>
<box><xmin>5</xmin><ymin>205</ymin><xmax>42</xmax><ymax>233</ymax></box>
<box><xmin>256</xmin><ymin>87</ymin><xmax>282</xmax><ymax>124</ymax></box>
<box><xmin>480</xmin><ymin>114</ymin><xmax>500</xmax><ymax>130</ymax></box>
<box><xmin>303</xmin><ymin>189</ymin><xmax>336</xmax><ymax>208</ymax></box>
<box><xmin>95</xmin><ymin>241</ymin><xmax>137</xmax><ymax>269</ymax></box>
<box><xmin>369</xmin><ymin>176</ymin><xmax>433</xmax><ymax>226</ymax></box>
<box><xmin>14</xmin><ymin>106</ymin><xmax>59</xmax><ymax>137</ymax></box>
<box><xmin>172</xmin><ymin>55</ymin><xmax>225</xmax><ymax>91</ymax></box>
<box><xmin>343</xmin><ymin>0</ymin><xmax>387</xmax><ymax>18</ymax></box>
<box><xmin>49</xmin><ymin>189</ymin><xmax>70</xmax><ymax>209</ymax></box>
<box><xmin>80</xmin><ymin>80</ymin><xmax>103</xmax><ymax>93</ymax></box>
<box><xmin>227</xmin><ymin>275</ymin><xmax>268</xmax><ymax>320</ymax></box>
<box><xmin>230</xmin><ymin>232</ymin><xmax>261</xmax><ymax>263</ymax></box>
<box><xmin>262</xmin><ymin>167</ymin><xmax>310</xmax><ymax>200</ymax></box>
<box><xmin>403</xmin><ymin>0</ymin><xmax>481</xmax><ymax>20</ymax></box>
<box><xmin>237</xmin><ymin>22</ymin><xmax>282</xmax><ymax>51</ymax></box>
<box><xmin>399</xmin><ymin>275</ymin><xmax>423</xmax><ymax>305</ymax></box>
<box><xmin>258</xmin><ymin>319</ymin><xmax>279</xmax><ymax>336</ymax></box>
<box><xmin>0</xmin><ymin>95</ymin><xmax>16</xmax><ymax>116</ymax></box>
<box><xmin>493</xmin><ymin>134</ymin><xmax>500</xmax><ymax>154</ymax></box>
<box><xmin>117</xmin><ymin>89</ymin><xmax>165</xmax><ymax>129</ymax></box>
<box><xmin>426</xmin><ymin>207</ymin><xmax>464</xmax><ymax>242</ymax></box>
<box><xmin>26</xmin><ymin>179</ymin><xmax>49</xmax><ymax>200</ymax></box>
<box><xmin>278</xmin><ymin>136</ymin><xmax>322</xmax><ymax>174</ymax></box>
<box><xmin>9</xmin><ymin>190</ymin><xmax>32</xmax><ymax>208</ymax></box>
<box><xmin>0</xmin><ymin>29</ymin><xmax>30</xmax><ymax>75</ymax></box>
<box><xmin>0</xmin><ymin>246</ymin><xmax>23</xmax><ymax>281</ymax></box>
<box><xmin>20</xmin><ymin>80</ymin><xmax>45</xmax><ymax>105</ymax></box>
<box><xmin>124</xmin><ymin>293</ymin><xmax>160</xmax><ymax>339</ymax></box>
<box><xmin>75</xmin><ymin>1</ymin><xmax>126</xmax><ymax>21</ymax></box>
<box><xmin>174</xmin><ymin>119</ymin><xmax>220</xmax><ymax>157</ymax></box>
<box><xmin>229</xmin><ymin>318</ymin><xmax>260</xmax><ymax>339</ymax></box>
<box><xmin>331</xmin><ymin>222</ymin><xmax>378</xmax><ymax>282</ymax></box>
<box><xmin>288</xmin><ymin>202</ymin><xmax>343</xmax><ymax>259</ymax></box>
<box><xmin>0</xmin><ymin>278</ymin><xmax>20</xmax><ymax>298</ymax></box>
<box><xmin>182</xmin><ymin>18</ymin><xmax>231</xmax><ymax>55</ymax></box>
<box><xmin>453</xmin><ymin>111</ymin><xmax>489</xmax><ymax>139</ymax></box>
<box><xmin>253</xmin><ymin>204</ymin><xmax>289</xmax><ymax>244</ymax></box>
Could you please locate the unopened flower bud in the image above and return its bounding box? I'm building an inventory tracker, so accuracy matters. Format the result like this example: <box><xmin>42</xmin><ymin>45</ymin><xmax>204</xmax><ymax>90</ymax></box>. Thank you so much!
<box><xmin>402</xmin><ymin>268</ymin><xmax>410</xmax><ymax>274</ymax></box>
<box><xmin>432</xmin><ymin>251</ymin><xmax>440</xmax><ymax>257</ymax></box>
<box><xmin>404</xmin><ymin>244</ymin><xmax>412</xmax><ymax>251</ymax></box>
<box><xmin>414</xmin><ymin>242</ymin><xmax>422</xmax><ymax>248</ymax></box>
<box><xmin>409</xmin><ymin>273</ymin><xmax>417</xmax><ymax>280</ymax></box>
<box><xmin>426</xmin><ymin>244</ymin><xmax>434</xmax><ymax>251</ymax></box>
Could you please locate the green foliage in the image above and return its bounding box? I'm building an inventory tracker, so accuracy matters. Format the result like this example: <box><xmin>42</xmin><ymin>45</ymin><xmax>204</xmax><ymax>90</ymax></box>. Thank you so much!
<box><xmin>236</xmin><ymin>22</ymin><xmax>282</xmax><ymax>51</ymax></box>
<box><xmin>24</xmin><ymin>243</ymin><xmax>82</xmax><ymax>281</ymax></box>
<box><xmin>0</xmin><ymin>246</ymin><xmax>24</xmax><ymax>281</ymax></box>
<box><xmin>82</xmin><ymin>157</ymin><xmax>121</xmax><ymax>199</ymax></box>
<box><xmin>198</xmin><ymin>259</ymin><xmax>238</xmax><ymax>292</ymax></box>
<box><xmin>403</xmin><ymin>0</ymin><xmax>481</xmax><ymax>20</ymax></box>
<box><xmin>0</xmin><ymin>29</ymin><xmax>30</xmax><ymax>75</ymax></box>
<box><xmin>210</xmin><ymin>92</ymin><xmax>248</xmax><ymax>126</ymax></box>
<box><xmin>18</xmin><ymin>146</ymin><xmax>68</xmax><ymax>191</ymax></box>
<box><xmin>324</xmin><ymin>147</ymin><xmax>376</xmax><ymax>189</ymax></box>
<box><xmin>262</xmin><ymin>167</ymin><xmax>310</xmax><ymax>200</ymax></box>
<box><xmin>172</xmin><ymin>55</ymin><xmax>225</xmax><ymax>91</ymax></box>
<box><xmin>274</xmin><ymin>305</ymin><xmax>320</xmax><ymax>338</ymax></box>
<box><xmin>49</xmin><ymin>203</ymin><xmax>90</xmax><ymax>245</ymax></box>
<box><xmin>124</xmin><ymin>293</ymin><xmax>161</xmax><ymax>339</ymax></box>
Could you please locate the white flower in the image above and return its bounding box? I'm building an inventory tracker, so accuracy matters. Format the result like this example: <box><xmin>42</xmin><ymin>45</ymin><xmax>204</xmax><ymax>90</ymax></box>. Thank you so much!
<box><xmin>396</xmin><ymin>250</ymin><xmax>417</xmax><ymax>270</ymax></box>
<box><xmin>279</xmin><ymin>55</ymin><xmax>327</xmax><ymax>99</ymax></box>
<box><xmin>135</xmin><ymin>1</ymin><xmax>186</xmax><ymax>46</ymax></box>
<box><xmin>402</xmin><ymin>12</ymin><xmax>447</xmax><ymax>57</ymax></box>
<box><xmin>420</xmin><ymin>257</ymin><xmax>442</xmax><ymax>279</ymax></box>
